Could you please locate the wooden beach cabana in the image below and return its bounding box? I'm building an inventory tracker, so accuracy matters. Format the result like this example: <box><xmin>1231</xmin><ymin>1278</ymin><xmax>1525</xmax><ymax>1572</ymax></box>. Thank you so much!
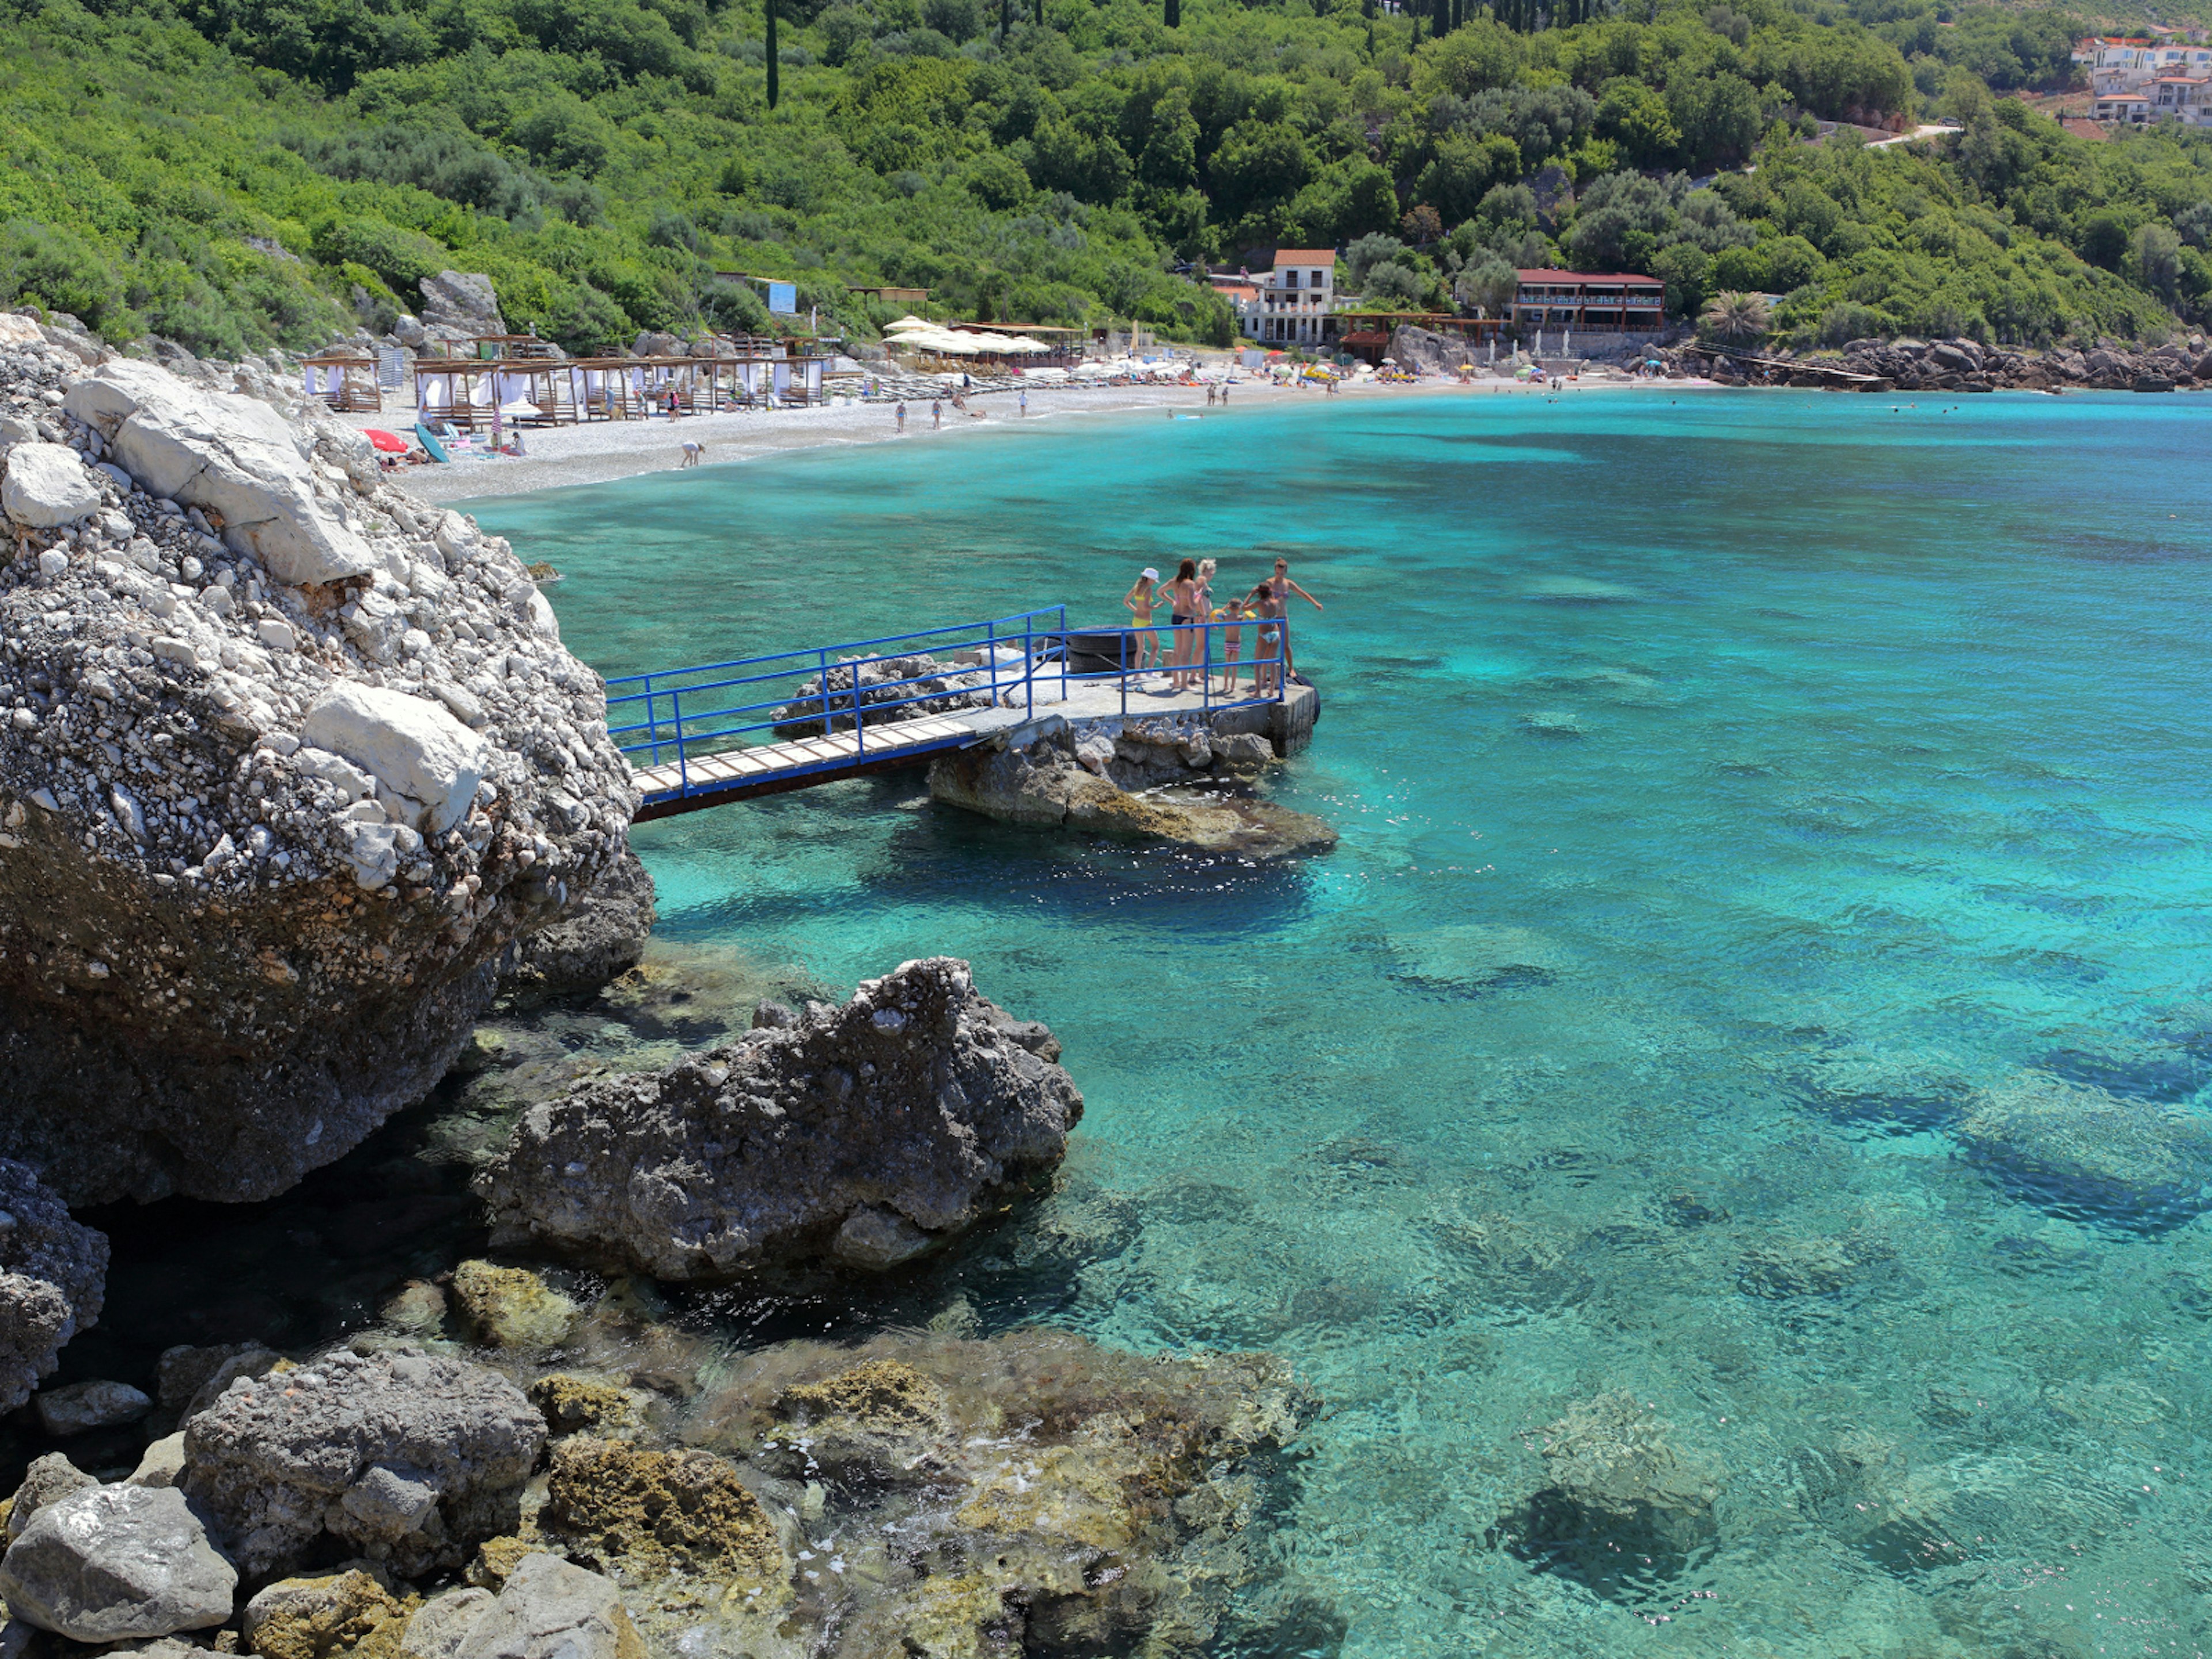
<box><xmin>301</xmin><ymin>354</ymin><xmax>382</xmax><ymax>412</ymax></box>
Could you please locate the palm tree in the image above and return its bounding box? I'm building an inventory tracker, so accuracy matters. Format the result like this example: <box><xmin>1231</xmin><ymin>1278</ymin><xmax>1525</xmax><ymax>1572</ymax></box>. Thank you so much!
<box><xmin>1700</xmin><ymin>290</ymin><xmax>1769</xmax><ymax>342</ymax></box>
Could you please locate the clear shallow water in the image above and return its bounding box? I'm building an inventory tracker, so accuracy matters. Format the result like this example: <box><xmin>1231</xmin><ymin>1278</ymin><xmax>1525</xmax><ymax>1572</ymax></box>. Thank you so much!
<box><xmin>473</xmin><ymin>391</ymin><xmax>2212</xmax><ymax>1658</ymax></box>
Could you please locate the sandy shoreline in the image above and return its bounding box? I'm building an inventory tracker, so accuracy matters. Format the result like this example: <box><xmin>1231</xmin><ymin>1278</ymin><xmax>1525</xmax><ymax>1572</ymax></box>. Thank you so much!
<box><xmin>336</xmin><ymin>374</ymin><xmax>1714</xmax><ymax>506</ymax></box>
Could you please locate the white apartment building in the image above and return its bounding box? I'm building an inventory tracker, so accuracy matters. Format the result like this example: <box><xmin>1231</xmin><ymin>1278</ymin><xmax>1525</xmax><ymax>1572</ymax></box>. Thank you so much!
<box><xmin>2084</xmin><ymin>37</ymin><xmax>2212</xmax><ymax>94</ymax></box>
<box><xmin>1243</xmin><ymin>251</ymin><xmax>1338</xmax><ymax>347</ymax></box>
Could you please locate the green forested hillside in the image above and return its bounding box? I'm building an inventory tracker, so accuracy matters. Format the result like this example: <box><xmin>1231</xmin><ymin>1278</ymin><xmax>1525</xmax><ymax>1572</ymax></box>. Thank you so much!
<box><xmin>2</xmin><ymin>0</ymin><xmax>2211</xmax><ymax>357</ymax></box>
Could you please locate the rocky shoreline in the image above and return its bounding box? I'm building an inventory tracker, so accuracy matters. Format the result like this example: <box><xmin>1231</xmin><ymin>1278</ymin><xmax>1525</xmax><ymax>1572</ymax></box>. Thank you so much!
<box><xmin>0</xmin><ymin>320</ymin><xmax>1335</xmax><ymax>1657</ymax></box>
<box><xmin>1659</xmin><ymin>332</ymin><xmax>2212</xmax><ymax>393</ymax></box>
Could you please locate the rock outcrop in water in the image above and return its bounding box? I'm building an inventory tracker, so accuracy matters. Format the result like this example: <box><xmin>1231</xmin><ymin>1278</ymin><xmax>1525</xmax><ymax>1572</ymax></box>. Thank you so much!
<box><xmin>928</xmin><ymin>717</ymin><xmax>1336</xmax><ymax>859</ymax></box>
<box><xmin>0</xmin><ymin>339</ymin><xmax>635</xmax><ymax>1204</ymax></box>
<box><xmin>477</xmin><ymin>958</ymin><xmax>1081</xmax><ymax>1275</ymax></box>
<box><xmin>0</xmin><ymin>1160</ymin><xmax>108</xmax><ymax>1412</ymax></box>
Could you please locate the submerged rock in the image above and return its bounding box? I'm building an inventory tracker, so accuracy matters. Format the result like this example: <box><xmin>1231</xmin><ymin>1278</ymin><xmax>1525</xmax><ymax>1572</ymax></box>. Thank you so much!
<box><xmin>929</xmin><ymin>722</ymin><xmax>1333</xmax><ymax>859</ymax></box>
<box><xmin>0</xmin><ymin>1161</ymin><xmax>107</xmax><ymax>1411</ymax></box>
<box><xmin>449</xmin><ymin>1262</ymin><xmax>578</xmax><ymax>1350</ymax></box>
<box><xmin>1956</xmin><ymin>1071</ymin><xmax>2212</xmax><ymax>1229</ymax></box>
<box><xmin>0</xmin><ymin>1484</ymin><xmax>237</xmax><ymax>1642</ymax></box>
<box><xmin>476</xmin><ymin>959</ymin><xmax>1082</xmax><ymax>1277</ymax></box>
<box><xmin>1390</xmin><ymin>923</ymin><xmax>1566</xmax><ymax>993</ymax></box>
<box><xmin>0</xmin><ymin>346</ymin><xmax>635</xmax><ymax>1205</ymax></box>
<box><xmin>671</xmin><ymin>1328</ymin><xmax>1316</xmax><ymax>1659</ymax></box>
<box><xmin>1502</xmin><ymin>1389</ymin><xmax>1721</xmax><ymax>1594</ymax></box>
<box><xmin>525</xmin><ymin>1376</ymin><xmax>645</xmax><ymax>1441</ymax></box>
<box><xmin>182</xmin><ymin>1346</ymin><xmax>546</xmax><ymax>1580</ymax></box>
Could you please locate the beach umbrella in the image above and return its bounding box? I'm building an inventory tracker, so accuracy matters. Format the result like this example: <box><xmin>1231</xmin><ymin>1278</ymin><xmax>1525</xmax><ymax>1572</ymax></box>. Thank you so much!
<box><xmin>363</xmin><ymin>429</ymin><xmax>408</xmax><ymax>453</ymax></box>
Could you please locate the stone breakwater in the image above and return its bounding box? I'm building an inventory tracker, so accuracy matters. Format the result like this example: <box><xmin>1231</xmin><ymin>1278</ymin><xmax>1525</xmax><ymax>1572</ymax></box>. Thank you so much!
<box><xmin>478</xmin><ymin>956</ymin><xmax>1082</xmax><ymax>1274</ymax></box>
<box><xmin>0</xmin><ymin>338</ymin><xmax>637</xmax><ymax>1205</ymax></box>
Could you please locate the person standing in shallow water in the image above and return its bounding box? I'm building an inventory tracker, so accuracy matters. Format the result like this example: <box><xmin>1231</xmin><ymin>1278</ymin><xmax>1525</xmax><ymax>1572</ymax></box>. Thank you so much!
<box><xmin>895</xmin><ymin>402</ymin><xmax>907</xmax><ymax>434</ymax></box>
<box><xmin>932</xmin><ymin>400</ymin><xmax>942</xmax><ymax>430</ymax></box>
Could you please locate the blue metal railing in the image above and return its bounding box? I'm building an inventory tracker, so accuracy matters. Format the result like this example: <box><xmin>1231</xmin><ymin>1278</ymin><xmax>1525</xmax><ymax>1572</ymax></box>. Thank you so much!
<box><xmin>607</xmin><ymin>605</ymin><xmax>1290</xmax><ymax>803</ymax></box>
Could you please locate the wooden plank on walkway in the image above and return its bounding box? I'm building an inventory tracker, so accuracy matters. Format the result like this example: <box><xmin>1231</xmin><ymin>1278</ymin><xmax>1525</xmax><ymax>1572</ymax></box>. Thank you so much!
<box><xmin>628</xmin><ymin>710</ymin><xmax>991</xmax><ymax>804</ymax></box>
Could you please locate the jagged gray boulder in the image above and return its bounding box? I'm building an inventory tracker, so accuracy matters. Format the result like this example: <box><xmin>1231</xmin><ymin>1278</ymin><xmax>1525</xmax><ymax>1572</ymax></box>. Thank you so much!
<box><xmin>181</xmin><ymin>1346</ymin><xmax>546</xmax><ymax>1581</ymax></box>
<box><xmin>449</xmin><ymin>1555</ymin><xmax>643</xmax><ymax>1659</ymax></box>
<box><xmin>0</xmin><ymin>1485</ymin><xmax>236</xmax><ymax>1642</ymax></box>
<box><xmin>477</xmin><ymin>958</ymin><xmax>1082</xmax><ymax>1276</ymax></box>
<box><xmin>5</xmin><ymin>1455</ymin><xmax>96</xmax><ymax>1540</ymax></box>
<box><xmin>0</xmin><ymin>345</ymin><xmax>637</xmax><ymax>1205</ymax></box>
<box><xmin>0</xmin><ymin>1161</ymin><xmax>107</xmax><ymax>1411</ymax></box>
<box><xmin>419</xmin><ymin>273</ymin><xmax>505</xmax><ymax>338</ymax></box>
<box><xmin>501</xmin><ymin>849</ymin><xmax>655</xmax><ymax>1003</ymax></box>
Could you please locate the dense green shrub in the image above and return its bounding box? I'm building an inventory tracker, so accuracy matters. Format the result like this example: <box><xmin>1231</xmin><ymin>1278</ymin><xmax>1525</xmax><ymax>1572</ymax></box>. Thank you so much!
<box><xmin>2</xmin><ymin>0</ymin><xmax>2211</xmax><ymax>360</ymax></box>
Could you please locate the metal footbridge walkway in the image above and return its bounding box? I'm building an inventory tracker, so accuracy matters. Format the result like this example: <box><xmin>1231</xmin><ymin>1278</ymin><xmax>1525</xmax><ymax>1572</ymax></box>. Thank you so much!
<box><xmin>608</xmin><ymin>607</ymin><xmax>1291</xmax><ymax>821</ymax></box>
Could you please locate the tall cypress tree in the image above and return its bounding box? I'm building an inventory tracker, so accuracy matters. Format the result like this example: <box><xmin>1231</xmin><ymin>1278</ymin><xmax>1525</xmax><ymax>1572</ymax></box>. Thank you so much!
<box><xmin>1034</xmin><ymin>0</ymin><xmax>1043</xmax><ymax>24</ymax></box>
<box><xmin>999</xmin><ymin>0</ymin><xmax>1009</xmax><ymax>44</ymax></box>
<box><xmin>765</xmin><ymin>0</ymin><xmax>779</xmax><ymax>108</ymax></box>
<box><xmin>1165</xmin><ymin>0</ymin><xmax>1178</xmax><ymax>27</ymax></box>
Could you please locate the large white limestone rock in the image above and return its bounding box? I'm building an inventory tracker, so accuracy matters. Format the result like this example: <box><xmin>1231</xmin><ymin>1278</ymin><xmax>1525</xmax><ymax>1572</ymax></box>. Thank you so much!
<box><xmin>1</xmin><ymin>444</ymin><xmax>100</xmax><ymax>529</ymax></box>
<box><xmin>62</xmin><ymin>361</ymin><xmax>373</xmax><ymax>586</ymax></box>
<box><xmin>302</xmin><ymin>683</ymin><xmax>491</xmax><ymax>838</ymax></box>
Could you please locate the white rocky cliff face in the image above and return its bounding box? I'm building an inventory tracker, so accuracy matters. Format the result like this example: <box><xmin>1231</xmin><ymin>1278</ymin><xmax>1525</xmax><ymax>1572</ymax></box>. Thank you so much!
<box><xmin>0</xmin><ymin>336</ymin><xmax>637</xmax><ymax>1204</ymax></box>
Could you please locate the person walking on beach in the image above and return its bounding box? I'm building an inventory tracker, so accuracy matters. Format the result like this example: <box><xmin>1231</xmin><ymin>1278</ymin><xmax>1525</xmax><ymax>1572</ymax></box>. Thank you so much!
<box><xmin>1266</xmin><ymin>557</ymin><xmax>1323</xmax><ymax>678</ymax></box>
<box><xmin>931</xmin><ymin>400</ymin><xmax>942</xmax><ymax>430</ymax></box>
<box><xmin>1018</xmin><ymin>389</ymin><xmax>1028</xmax><ymax>417</ymax></box>
<box><xmin>1123</xmin><ymin>567</ymin><xmax>1162</xmax><ymax>671</ymax></box>
<box><xmin>895</xmin><ymin>402</ymin><xmax>907</xmax><ymax>434</ymax></box>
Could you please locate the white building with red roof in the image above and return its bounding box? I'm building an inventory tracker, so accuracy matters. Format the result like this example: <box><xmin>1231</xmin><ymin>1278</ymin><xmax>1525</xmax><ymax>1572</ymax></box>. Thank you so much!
<box><xmin>1244</xmin><ymin>250</ymin><xmax>1339</xmax><ymax>347</ymax></box>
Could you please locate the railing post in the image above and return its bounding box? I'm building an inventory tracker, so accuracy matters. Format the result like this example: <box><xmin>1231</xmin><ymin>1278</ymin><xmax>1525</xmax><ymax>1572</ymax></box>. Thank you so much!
<box><xmin>672</xmin><ymin>687</ymin><xmax>688</xmax><ymax>794</ymax></box>
<box><xmin>1278</xmin><ymin>615</ymin><xmax>1289</xmax><ymax>702</ymax></box>
<box><xmin>1202</xmin><ymin>621</ymin><xmax>1213</xmax><ymax>711</ymax></box>
<box><xmin>1024</xmin><ymin>615</ymin><xmax>1033</xmax><ymax>717</ymax></box>
<box><xmin>987</xmin><ymin>618</ymin><xmax>998</xmax><ymax>708</ymax></box>
<box><xmin>818</xmin><ymin>647</ymin><xmax>831</xmax><ymax>737</ymax></box>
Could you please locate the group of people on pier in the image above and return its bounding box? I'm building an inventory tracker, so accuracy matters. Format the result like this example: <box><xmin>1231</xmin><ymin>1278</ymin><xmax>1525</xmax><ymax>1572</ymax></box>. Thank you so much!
<box><xmin>1119</xmin><ymin>556</ymin><xmax>1321</xmax><ymax>696</ymax></box>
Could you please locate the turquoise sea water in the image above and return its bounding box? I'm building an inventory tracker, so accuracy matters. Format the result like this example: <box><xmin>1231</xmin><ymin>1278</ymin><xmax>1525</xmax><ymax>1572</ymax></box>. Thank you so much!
<box><xmin>472</xmin><ymin>390</ymin><xmax>2212</xmax><ymax>1658</ymax></box>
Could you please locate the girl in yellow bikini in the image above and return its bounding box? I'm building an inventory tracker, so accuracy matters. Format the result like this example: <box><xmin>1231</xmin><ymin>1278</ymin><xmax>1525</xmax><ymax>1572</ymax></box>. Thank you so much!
<box><xmin>1122</xmin><ymin>567</ymin><xmax>1161</xmax><ymax>671</ymax></box>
